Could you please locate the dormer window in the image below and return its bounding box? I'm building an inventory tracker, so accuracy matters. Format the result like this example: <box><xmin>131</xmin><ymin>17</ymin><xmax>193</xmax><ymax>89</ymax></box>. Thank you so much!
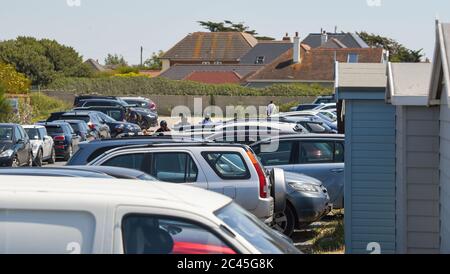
<box><xmin>348</xmin><ymin>53</ymin><xmax>359</xmax><ymax>63</ymax></box>
<box><xmin>255</xmin><ymin>56</ymin><xmax>265</xmax><ymax>64</ymax></box>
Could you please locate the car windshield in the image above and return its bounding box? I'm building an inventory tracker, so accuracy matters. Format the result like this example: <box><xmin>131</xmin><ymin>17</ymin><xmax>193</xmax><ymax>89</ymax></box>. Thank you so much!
<box><xmin>99</xmin><ymin>113</ymin><xmax>116</xmax><ymax>122</ymax></box>
<box><xmin>317</xmin><ymin>112</ymin><xmax>336</xmax><ymax>122</ymax></box>
<box><xmin>0</xmin><ymin>127</ymin><xmax>13</xmax><ymax>141</ymax></box>
<box><xmin>25</xmin><ymin>128</ymin><xmax>40</xmax><ymax>140</ymax></box>
<box><xmin>215</xmin><ymin>203</ymin><xmax>300</xmax><ymax>254</ymax></box>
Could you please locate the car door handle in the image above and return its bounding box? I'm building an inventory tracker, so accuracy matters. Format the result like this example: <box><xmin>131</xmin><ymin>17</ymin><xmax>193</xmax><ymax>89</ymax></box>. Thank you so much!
<box><xmin>330</xmin><ymin>168</ymin><xmax>344</xmax><ymax>173</ymax></box>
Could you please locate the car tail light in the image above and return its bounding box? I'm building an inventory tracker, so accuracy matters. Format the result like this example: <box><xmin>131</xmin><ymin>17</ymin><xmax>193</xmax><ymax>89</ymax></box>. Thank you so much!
<box><xmin>88</xmin><ymin>122</ymin><xmax>96</xmax><ymax>130</ymax></box>
<box><xmin>246</xmin><ymin>150</ymin><xmax>268</xmax><ymax>198</ymax></box>
<box><xmin>54</xmin><ymin>136</ymin><xmax>65</xmax><ymax>141</ymax></box>
<box><xmin>149</xmin><ymin>102</ymin><xmax>156</xmax><ymax>110</ymax></box>
<box><xmin>172</xmin><ymin>242</ymin><xmax>236</xmax><ymax>255</ymax></box>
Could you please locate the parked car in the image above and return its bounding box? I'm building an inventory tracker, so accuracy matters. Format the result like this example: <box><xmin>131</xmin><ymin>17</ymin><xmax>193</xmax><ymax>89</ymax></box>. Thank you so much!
<box><xmin>313</xmin><ymin>103</ymin><xmax>337</xmax><ymax>111</ymax></box>
<box><xmin>67</xmin><ymin>136</ymin><xmax>203</xmax><ymax>166</ymax></box>
<box><xmin>0</xmin><ymin>166</ymin><xmax>157</xmax><ymax>181</ymax></box>
<box><xmin>52</xmin><ymin>120</ymin><xmax>95</xmax><ymax>142</ymax></box>
<box><xmin>79</xmin><ymin>99</ymin><xmax>129</xmax><ymax>108</ymax></box>
<box><xmin>0</xmin><ymin>124</ymin><xmax>33</xmax><ymax>167</ymax></box>
<box><xmin>290</xmin><ymin>104</ymin><xmax>321</xmax><ymax>112</ymax></box>
<box><xmin>274</xmin><ymin>110</ymin><xmax>338</xmax><ymax>131</ymax></box>
<box><xmin>215</xmin><ymin>120</ymin><xmax>309</xmax><ymax>134</ymax></box>
<box><xmin>283</xmin><ymin>117</ymin><xmax>336</xmax><ymax>134</ymax></box>
<box><xmin>85</xmin><ymin>142</ymin><xmax>288</xmax><ymax>223</ymax></box>
<box><xmin>121</xmin><ymin>96</ymin><xmax>157</xmax><ymax>112</ymax></box>
<box><xmin>251</xmin><ymin>134</ymin><xmax>345</xmax><ymax>209</ymax></box>
<box><xmin>47</xmin><ymin>111</ymin><xmax>111</xmax><ymax>139</ymax></box>
<box><xmin>0</xmin><ymin>176</ymin><xmax>300</xmax><ymax>254</ymax></box>
<box><xmin>73</xmin><ymin>106</ymin><xmax>128</xmax><ymax>122</ymax></box>
<box><xmin>73</xmin><ymin>95</ymin><xmax>126</xmax><ymax>107</ymax></box>
<box><xmin>36</xmin><ymin>122</ymin><xmax>81</xmax><ymax>161</ymax></box>
<box><xmin>23</xmin><ymin>125</ymin><xmax>55</xmax><ymax>166</ymax></box>
<box><xmin>95</xmin><ymin>111</ymin><xmax>142</xmax><ymax>138</ymax></box>
<box><xmin>313</xmin><ymin>95</ymin><xmax>336</xmax><ymax>105</ymax></box>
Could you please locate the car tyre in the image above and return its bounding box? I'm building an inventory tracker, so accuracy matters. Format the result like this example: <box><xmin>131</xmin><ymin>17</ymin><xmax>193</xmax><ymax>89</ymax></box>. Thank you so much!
<box><xmin>274</xmin><ymin>204</ymin><xmax>296</xmax><ymax>237</ymax></box>
<box><xmin>27</xmin><ymin>152</ymin><xmax>33</xmax><ymax>167</ymax></box>
<box><xmin>11</xmin><ymin>155</ymin><xmax>19</xmax><ymax>168</ymax></box>
<box><xmin>48</xmin><ymin>148</ymin><xmax>56</xmax><ymax>164</ymax></box>
<box><xmin>33</xmin><ymin>149</ymin><xmax>43</xmax><ymax>167</ymax></box>
<box><xmin>63</xmin><ymin>145</ymin><xmax>73</xmax><ymax>162</ymax></box>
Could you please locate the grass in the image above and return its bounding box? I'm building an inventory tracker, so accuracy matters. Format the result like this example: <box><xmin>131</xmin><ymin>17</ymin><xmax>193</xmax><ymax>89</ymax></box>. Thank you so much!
<box><xmin>293</xmin><ymin>210</ymin><xmax>345</xmax><ymax>254</ymax></box>
<box><xmin>30</xmin><ymin>92</ymin><xmax>71</xmax><ymax>123</ymax></box>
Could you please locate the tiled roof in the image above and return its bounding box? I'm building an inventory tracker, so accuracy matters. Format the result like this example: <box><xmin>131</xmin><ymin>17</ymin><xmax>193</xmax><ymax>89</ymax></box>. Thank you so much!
<box><xmin>159</xmin><ymin>64</ymin><xmax>261</xmax><ymax>80</ymax></box>
<box><xmin>246</xmin><ymin>47</ymin><xmax>385</xmax><ymax>83</ymax></box>
<box><xmin>184</xmin><ymin>71</ymin><xmax>241</xmax><ymax>84</ymax></box>
<box><xmin>239</xmin><ymin>41</ymin><xmax>293</xmax><ymax>64</ymax></box>
<box><xmin>161</xmin><ymin>32</ymin><xmax>258</xmax><ymax>61</ymax></box>
<box><xmin>302</xmin><ymin>33</ymin><xmax>369</xmax><ymax>48</ymax></box>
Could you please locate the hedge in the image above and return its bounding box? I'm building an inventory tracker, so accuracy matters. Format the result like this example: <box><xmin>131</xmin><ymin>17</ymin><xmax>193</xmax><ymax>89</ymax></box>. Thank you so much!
<box><xmin>46</xmin><ymin>76</ymin><xmax>334</xmax><ymax>97</ymax></box>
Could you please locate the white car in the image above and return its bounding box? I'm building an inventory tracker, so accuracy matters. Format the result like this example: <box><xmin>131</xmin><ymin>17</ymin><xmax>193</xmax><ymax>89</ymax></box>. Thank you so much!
<box><xmin>0</xmin><ymin>176</ymin><xmax>300</xmax><ymax>254</ymax></box>
<box><xmin>23</xmin><ymin>125</ymin><xmax>55</xmax><ymax>166</ymax></box>
<box><xmin>313</xmin><ymin>103</ymin><xmax>336</xmax><ymax>111</ymax></box>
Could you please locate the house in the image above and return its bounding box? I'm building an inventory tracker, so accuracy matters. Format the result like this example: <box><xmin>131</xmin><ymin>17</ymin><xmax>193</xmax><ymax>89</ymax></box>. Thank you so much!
<box><xmin>302</xmin><ymin>31</ymin><xmax>369</xmax><ymax>48</ymax></box>
<box><xmin>246</xmin><ymin>33</ymin><xmax>386</xmax><ymax>88</ymax></box>
<box><xmin>84</xmin><ymin>59</ymin><xmax>106</xmax><ymax>72</ymax></box>
<box><xmin>160</xmin><ymin>32</ymin><xmax>258</xmax><ymax>72</ymax></box>
<box><xmin>428</xmin><ymin>20</ymin><xmax>450</xmax><ymax>253</ymax></box>
<box><xmin>335</xmin><ymin>63</ymin><xmax>397</xmax><ymax>254</ymax></box>
<box><xmin>158</xmin><ymin>64</ymin><xmax>261</xmax><ymax>82</ymax></box>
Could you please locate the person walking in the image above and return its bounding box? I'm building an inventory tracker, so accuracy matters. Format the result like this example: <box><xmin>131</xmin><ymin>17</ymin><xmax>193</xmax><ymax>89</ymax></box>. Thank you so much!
<box><xmin>267</xmin><ymin>101</ymin><xmax>277</xmax><ymax>117</ymax></box>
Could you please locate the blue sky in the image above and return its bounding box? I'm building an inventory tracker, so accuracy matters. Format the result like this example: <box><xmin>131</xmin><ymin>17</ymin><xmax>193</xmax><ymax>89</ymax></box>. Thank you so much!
<box><xmin>0</xmin><ymin>0</ymin><xmax>448</xmax><ymax>64</ymax></box>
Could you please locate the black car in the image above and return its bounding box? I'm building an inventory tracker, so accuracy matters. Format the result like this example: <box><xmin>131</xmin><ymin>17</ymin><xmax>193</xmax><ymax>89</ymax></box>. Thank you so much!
<box><xmin>313</xmin><ymin>95</ymin><xmax>336</xmax><ymax>105</ymax></box>
<box><xmin>0</xmin><ymin>124</ymin><xmax>33</xmax><ymax>167</ymax></box>
<box><xmin>95</xmin><ymin>111</ymin><xmax>141</xmax><ymax>138</ymax></box>
<box><xmin>121</xmin><ymin>97</ymin><xmax>157</xmax><ymax>113</ymax></box>
<box><xmin>47</xmin><ymin>111</ymin><xmax>110</xmax><ymax>139</ymax></box>
<box><xmin>36</xmin><ymin>122</ymin><xmax>81</xmax><ymax>161</ymax></box>
<box><xmin>290</xmin><ymin>104</ymin><xmax>321</xmax><ymax>112</ymax></box>
<box><xmin>53</xmin><ymin>120</ymin><xmax>95</xmax><ymax>142</ymax></box>
<box><xmin>73</xmin><ymin>95</ymin><xmax>125</xmax><ymax>107</ymax></box>
<box><xmin>75</xmin><ymin>102</ymin><xmax>158</xmax><ymax>129</ymax></box>
<box><xmin>67</xmin><ymin>136</ymin><xmax>201</xmax><ymax>165</ymax></box>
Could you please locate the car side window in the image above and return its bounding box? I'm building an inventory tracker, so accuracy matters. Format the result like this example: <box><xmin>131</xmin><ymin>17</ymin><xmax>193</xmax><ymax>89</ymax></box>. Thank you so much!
<box><xmin>202</xmin><ymin>152</ymin><xmax>250</xmax><ymax>180</ymax></box>
<box><xmin>254</xmin><ymin>140</ymin><xmax>295</xmax><ymax>166</ymax></box>
<box><xmin>122</xmin><ymin>214</ymin><xmax>235</xmax><ymax>254</ymax></box>
<box><xmin>299</xmin><ymin>141</ymin><xmax>335</xmax><ymax>164</ymax></box>
<box><xmin>151</xmin><ymin>153</ymin><xmax>198</xmax><ymax>183</ymax></box>
<box><xmin>14</xmin><ymin>127</ymin><xmax>22</xmax><ymax>141</ymax></box>
<box><xmin>101</xmin><ymin>153</ymin><xmax>149</xmax><ymax>173</ymax></box>
<box><xmin>335</xmin><ymin>142</ymin><xmax>345</xmax><ymax>163</ymax></box>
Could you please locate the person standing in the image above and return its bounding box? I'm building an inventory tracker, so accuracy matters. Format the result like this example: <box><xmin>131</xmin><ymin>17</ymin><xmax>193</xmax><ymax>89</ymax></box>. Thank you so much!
<box><xmin>267</xmin><ymin>101</ymin><xmax>277</xmax><ymax>117</ymax></box>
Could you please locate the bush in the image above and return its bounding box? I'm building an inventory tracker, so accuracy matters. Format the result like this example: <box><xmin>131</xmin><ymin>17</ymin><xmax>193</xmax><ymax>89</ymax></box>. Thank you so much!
<box><xmin>29</xmin><ymin>92</ymin><xmax>71</xmax><ymax>123</ymax></box>
<box><xmin>46</xmin><ymin>76</ymin><xmax>333</xmax><ymax>97</ymax></box>
<box><xmin>0</xmin><ymin>84</ymin><xmax>12</xmax><ymax>122</ymax></box>
<box><xmin>0</xmin><ymin>63</ymin><xmax>31</xmax><ymax>94</ymax></box>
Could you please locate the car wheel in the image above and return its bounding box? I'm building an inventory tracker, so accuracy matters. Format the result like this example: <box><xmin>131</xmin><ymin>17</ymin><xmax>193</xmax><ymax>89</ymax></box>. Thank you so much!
<box><xmin>48</xmin><ymin>148</ymin><xmax>56</xmax><ymax>164</ymax></box>
<box><xmin>63</xmin><ymin>146</ymin><xmax>73</xmax><ymax>162</ymax></box>
<box><xmin>27</xmin><ymin>152</ymin><xmax>33</xmax><ymax>167</ymax></box>
<box><xmin>274</xmin><ymin>204</ymin><xmax>296</xmax><ymax>237</ymax></box>
<box><xmin>33</xmin><ymin>150</ymin><xmax>43</xmax><ymax>167</ymax></box>
<box><xmin>11</xmin><ymin>155</ymin><xmax>19</xmax><ymax>168</ymax></box>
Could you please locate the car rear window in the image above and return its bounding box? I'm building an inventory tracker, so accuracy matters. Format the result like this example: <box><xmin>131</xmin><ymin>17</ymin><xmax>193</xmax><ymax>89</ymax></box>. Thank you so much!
<box><xmin>45</xmin><ymin>126</ymin><xmax>64</xmax><ymax>135</ymax></box>
<box><xmin>202</xmin><ymin>152</ymin><xmax>250</xmax><ymax>180</ymax></box>
<box><xmin>62</xmin><ymin>115</ymin><xmax>91</xmax><ymax>123</ymax></box>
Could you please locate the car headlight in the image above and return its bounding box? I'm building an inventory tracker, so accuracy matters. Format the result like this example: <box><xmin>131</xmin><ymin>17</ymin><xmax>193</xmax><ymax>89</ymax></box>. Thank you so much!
<box><xmin>0</xmin><ymin>149</ymin><xmax>14</xmax><ymax>158</ymax></box>
<box><xmin>288</xmin><ymin>182</ymin><xmax>320</xmax><ymax>193</ymax></box>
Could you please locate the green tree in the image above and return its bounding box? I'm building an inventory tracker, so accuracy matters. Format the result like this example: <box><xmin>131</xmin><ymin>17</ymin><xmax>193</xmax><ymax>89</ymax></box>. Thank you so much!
<box><xmin>0</xmin><ymin>84</ymin><xmax>12</xmax><ymax>122</ymax></box>
<box><xmin>144</xmin><ymin>50</ymin><xmax>164</xmax><ymax>70</ymax></box>
<box><xmin>104</xmin><ymin>54</ymin><xmax>128</xmax><ymax>67</ymax></box>
<box><xmin>357</xmin><ymin>31</ymin><xmax>424</xmax><ymax>62</ymax></box>
<box><xmin>0</xmin><ymin>36</ymin><xmax>92</xmax><ymax>86</ymax></box>
<box><xmin>198</xmin><ymin>20</ymin><xmax>274</xmax><ymax>40</ymax></box>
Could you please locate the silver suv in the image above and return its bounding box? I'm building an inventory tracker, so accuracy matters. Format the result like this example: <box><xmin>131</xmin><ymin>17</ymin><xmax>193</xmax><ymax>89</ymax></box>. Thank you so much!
<box><xmin>87</xmin><ymin>143</ymin><xmax>287</xmax><ymax>223</ymax></box>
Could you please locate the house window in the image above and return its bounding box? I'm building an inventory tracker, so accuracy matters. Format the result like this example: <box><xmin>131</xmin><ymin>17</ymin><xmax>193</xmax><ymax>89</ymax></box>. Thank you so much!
<box><xmin>202</xmin><ymin>61</ymin><xmax>211</xmax><ymax>65</ymax></box>
<box><xmin>347</xmin><ymin>53</ymin><xmax>359</xmax><ymax>63</ymax></box>
<box><xmin>255</xmin><ymin>56</ymin><xmax>265</xmax><ymax>64</ymax></box>
<box><xmin>214</xmin><ymin>61</ymin><xmax>222</xmax><ymax>65</ymax></box>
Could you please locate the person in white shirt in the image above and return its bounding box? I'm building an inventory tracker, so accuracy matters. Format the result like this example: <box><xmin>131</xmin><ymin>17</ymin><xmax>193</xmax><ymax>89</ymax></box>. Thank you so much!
<box><xmin>267</xmin><ymin>101</ymin><xmax>277</xmax><ymax>117</ymax></box>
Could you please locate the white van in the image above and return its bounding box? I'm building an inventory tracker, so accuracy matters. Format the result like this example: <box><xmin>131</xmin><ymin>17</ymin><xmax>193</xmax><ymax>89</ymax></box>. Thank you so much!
<box><xmin>0</xmin><ymin>176</ymin><xmax>300</xmax><ymax>254</ymax></box>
